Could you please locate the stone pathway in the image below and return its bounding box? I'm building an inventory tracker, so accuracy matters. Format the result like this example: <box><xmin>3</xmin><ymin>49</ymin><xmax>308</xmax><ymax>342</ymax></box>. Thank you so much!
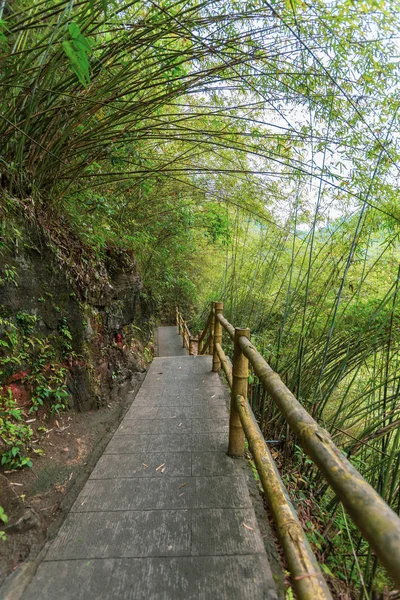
<box><xmin>157</xmin><ymin>325</ymin><xmax>188</xmax><ymax>357</ymax></box>
<box><xmin>22</xmin><ymin>327</ymin><xmax>278</xmax><ymax>599</ymax></box>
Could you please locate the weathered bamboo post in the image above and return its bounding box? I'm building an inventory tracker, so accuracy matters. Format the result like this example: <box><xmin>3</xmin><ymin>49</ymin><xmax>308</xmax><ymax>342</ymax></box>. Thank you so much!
<box><xmin>228</xmin><ymin>327</ymin><xmax>250</xmax><ymax>456</ymax></box>
<box><xmin>182</xmin><ymin>321</ymin><xmax>186</xmax><ymax>348</ymax></box>
<box><xmin>212</xmin><ymin>302</ymin><xmax>224</xmax><ymax>372</ymax></box>
<box><xmin>175</xmin><ymin>306</ymin><xmax>179</xmax><ymax>327</ymax></box>
<box><xmin>209</xmin><ymin>302</ymin><xmax>215</xmax><ymax>355</ymax></box>
<box><xmin>198</xmin><ymin>326</ymin><xmax>203</xmax><ymax>354</ymax></box>
<box><xmin>177</xmin><ymin>311</ymin><xmax>182</xmax><ymax>335</ymax></box>
<box><xmin>189</xmin><ymin>336</ymin><xmax>196</xmax><ymax>355</ymax></box>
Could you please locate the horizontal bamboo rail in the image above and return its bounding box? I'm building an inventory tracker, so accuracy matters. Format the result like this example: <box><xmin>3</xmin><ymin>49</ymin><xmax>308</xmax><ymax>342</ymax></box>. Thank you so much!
<box><xmin>176</xmin><ymin>302</ymin><xmax>400</xmax><ymax>593</ymax></box>
<box><xmin>236</xmin><ymin>333</ymin><xmax>400</xmax><ymax>587</ymax></box>
<box><xmin>175</xmin><ymin>307</ymin><xmax>198</xmax><ymax>355</ymax></box>
<box><xmin>215</xmin><ymin>342</ymin><xmax>232</xmax><ymax>388</ymax></box>
<box><xmin>216</xmin><ymin>312</ymin><xmax>234</xmax><ymax>340</ymax></box>
<box><xmin>235</xmin><ymin>394</ymin><xmax>332</xmax><ymax>600</ymax></box>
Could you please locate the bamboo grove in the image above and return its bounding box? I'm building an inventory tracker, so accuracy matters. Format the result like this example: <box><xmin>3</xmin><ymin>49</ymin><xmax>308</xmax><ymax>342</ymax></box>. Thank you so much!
<box><xmin>1</xmin><ymin>0</ymin><xmax>400</xmax><ymax>597</ymax></box>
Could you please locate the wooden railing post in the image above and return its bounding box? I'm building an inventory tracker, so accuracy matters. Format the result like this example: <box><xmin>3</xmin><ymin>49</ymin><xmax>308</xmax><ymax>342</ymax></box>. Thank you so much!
<box><xmin>209</xmin><ymin>302</ymin><xmax>215</xmax><ymax>355</ymax></box>
<box><xmin>228</xmin><ymin>327</ymin><xmax>250</xmax><ymax>456</ymax></box>
<box><xmin>212</xmin><ymin>302</ymin><xmax>223</xmax><ymax>372</ymax></box>
<box><xmin>182</xmin><ymin>320</ymin><xmax>186</xmax><ymax>348</ymax></box>
<box><xmin>177</xmin><ymin>311</ymin><xmax>181</xmax><ymax>335</ymax></box>
<box><xmin>189</xmin><ymin>336</ymin><xmax>197</xmax><ymax>355</ymax></box>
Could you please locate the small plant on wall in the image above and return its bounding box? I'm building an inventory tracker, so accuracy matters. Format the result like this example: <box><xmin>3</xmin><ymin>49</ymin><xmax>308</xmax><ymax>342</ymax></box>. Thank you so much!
<box><xmin>0</xmin><ymin>312</ymin><xmax>75</xmax><ymax>469</ymax></box>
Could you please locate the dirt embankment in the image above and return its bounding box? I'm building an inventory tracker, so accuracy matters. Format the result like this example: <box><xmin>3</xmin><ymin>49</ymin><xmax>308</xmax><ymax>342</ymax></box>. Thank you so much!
<box><xmin>0</xmin><ymin>372</ymin><xmax>144</xmax><ymax>588</ymax></box>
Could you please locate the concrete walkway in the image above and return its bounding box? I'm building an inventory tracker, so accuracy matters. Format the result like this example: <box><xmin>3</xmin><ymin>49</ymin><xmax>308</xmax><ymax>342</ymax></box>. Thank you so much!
<box><xmin>23</xmin><ymin>327</ymin><xmax>278</xmax><ymax>599</ymax></box>
<box><xmin>157</xmin><ymin>325</ymin><xmax>188</xmax><ymax>357</ymax></box>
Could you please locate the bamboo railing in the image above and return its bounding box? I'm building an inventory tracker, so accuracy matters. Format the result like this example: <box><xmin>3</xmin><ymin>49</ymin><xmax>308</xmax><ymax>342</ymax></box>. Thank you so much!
<box><xmin>176</xmin><ymin>305</ymin><xmax>216</xmax><ymax>355</ymax></box>
<box><xmin>175</xmin><ymin>307</ymin><xmax>199</xmax><ymax>355</ymax></box>
<box><xmin>176</xmin><ymin>301</ymin><xmax>400</xmax><ymax>598</ymax></box>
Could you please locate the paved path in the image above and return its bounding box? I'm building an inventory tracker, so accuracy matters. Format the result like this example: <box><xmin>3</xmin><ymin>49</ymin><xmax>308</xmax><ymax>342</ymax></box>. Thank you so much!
<box><xmin>23</xmin><ymin>327</ymin><xmax>278</xmax><ymax>599</ymax></box>
<box><xmin>157</xmin><ymin>325</ymin><xmax>188</xmax><ymax>357</ymax></box>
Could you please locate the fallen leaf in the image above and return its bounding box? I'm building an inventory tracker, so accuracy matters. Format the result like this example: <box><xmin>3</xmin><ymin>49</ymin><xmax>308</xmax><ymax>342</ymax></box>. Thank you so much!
<box><xmin>161</xmin><ymin>467</ymin><xmax>166</xmax><ymax>473</ymax></box>
<box><xmin>143</xmin><ymin>463</ymin><xmax>149</xmax><ymax>468</ymax></box>
<box><xmin>156</xmin><ymin>463</ymin><xmax>165</xmax><ymax>471</ymax></box>
<box><xmin>178</xmin><ymin>482</ymin><xmax>188</xmax><ymax>489</ymax></box>
<box><xmin>242</xmin><ymin>523</ymin><xmax>254</xmax><ymax>531</ymax></box>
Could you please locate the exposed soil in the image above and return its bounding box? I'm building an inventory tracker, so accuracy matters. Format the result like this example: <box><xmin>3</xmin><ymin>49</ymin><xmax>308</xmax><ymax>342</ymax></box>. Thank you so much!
<box><xmin>0</xmin><ymin>373</ymin><xmax>144</xmax><ymax>588</ymax></box>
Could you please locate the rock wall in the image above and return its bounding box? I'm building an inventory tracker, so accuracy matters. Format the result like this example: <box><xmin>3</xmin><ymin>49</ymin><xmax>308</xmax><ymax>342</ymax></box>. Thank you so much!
<box><xmin>0</xmin><ymin>219</ymin><xmax>154</xmax><ymax>413</ymax></box>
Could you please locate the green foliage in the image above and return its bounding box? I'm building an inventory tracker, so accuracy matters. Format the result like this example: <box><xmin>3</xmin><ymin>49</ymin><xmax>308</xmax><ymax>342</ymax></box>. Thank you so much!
<box><xmin>0</xmin><ymin>264</ymin><xmax>18</xmax><ymax>286</ymax></box>
<box><xmin>62</xmin><ymin>23</ymin><xmax>93</xmax><ymax>87</ymax></box>
<box><xmin>0</xmin><ymin>506</ymin><xmax>8</xmax><ymax>524</ymax></box>
<box><xmin>0</xmin><ymin>19</ymin><xmax>9</xmax><ymax>51</ymax></box>
<box><xmin>0</xmin><ymin>505</ymin><xmax>7</xmax><ymax>542</ymax></box>
<box><xmin>285</xmin><ymin>587</ymin><xmax>294</xmax><ymax>600</ymax></box>
<box><xmin>0</xmin><ymin>311</ymin><xmax>73</xmax><ymax>467</ymax></box>
<box><xmin>0</xmin><ymin>390</ymin><xmax>33</xmax><ymax>469</ymax></box>
<box><xmin>202</xmin><ymin>204</ymin><xmax>231</xmax><ymax>245</ymax></box>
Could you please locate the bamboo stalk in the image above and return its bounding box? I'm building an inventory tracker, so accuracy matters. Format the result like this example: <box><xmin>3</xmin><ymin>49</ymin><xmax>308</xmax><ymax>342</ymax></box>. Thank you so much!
<box><xmin>235</xmin><ymin>394</ymin><xmax>332</xmax><ymax>600</ymax></box>
<box><xmin>213</xmin><ymin>301</ymin><xmax>224</xmax><ymax>372</ymax></box>
<box><xmin>178</xmin><ymin>312</ymin><xmax>182</xmax><ymax>335</ymax></box>
<box><xmin>209</xmin><ymin>302</ymin><xmax>215</xmax><ymax>355</ymax></box>
<box><xmin>237</xmin><ymin>334</ymin><xmax>400</xmax><ymax>586</ymax></box>
<box><xmin>215</xmin><ymin>342</ymin><xmax>233</xmax><ymax>388</ymax></box>
<box><xmin>182</xmin><ymin>321</ymin><xmax>186</xmax><ymax>348</ymax></box>
<box><xmin>228</xmin><ymin>327</ymin><xmax>249</xmax><ymax>456</ymax></box>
